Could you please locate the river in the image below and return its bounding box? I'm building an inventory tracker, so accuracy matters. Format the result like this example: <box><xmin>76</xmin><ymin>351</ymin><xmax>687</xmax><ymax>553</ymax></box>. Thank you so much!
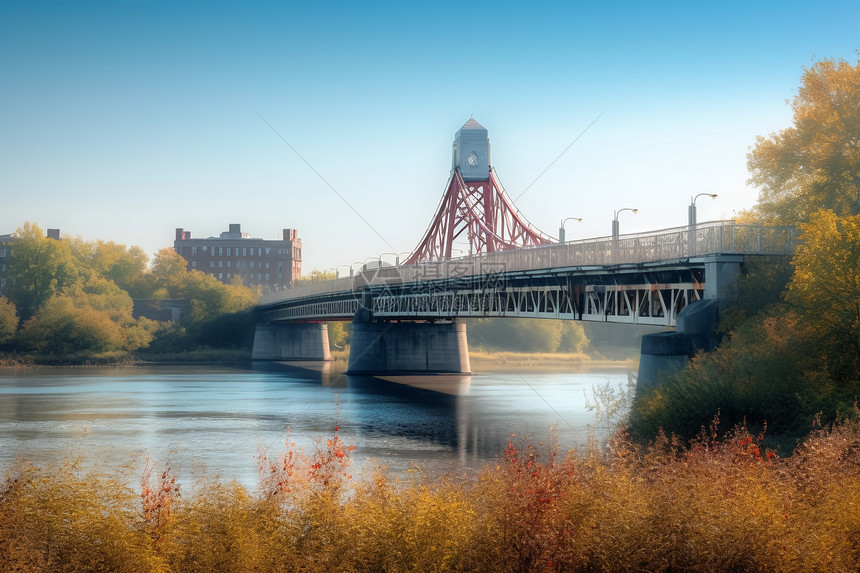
<box><xmin>0</xmin><ymin>362</ymin><xmax>632</xmax><ymax>487</ymax></box>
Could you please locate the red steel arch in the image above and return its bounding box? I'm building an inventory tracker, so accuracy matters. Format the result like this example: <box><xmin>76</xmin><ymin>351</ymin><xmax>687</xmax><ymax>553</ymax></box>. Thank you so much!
<box><xmin>403</xmin><ymin>167</ymin><xmax>553</xmax><ymax>265</ymax></box>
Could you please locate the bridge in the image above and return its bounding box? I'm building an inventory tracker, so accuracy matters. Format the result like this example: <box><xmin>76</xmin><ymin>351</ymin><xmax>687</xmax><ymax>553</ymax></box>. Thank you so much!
<box><xmin>252</xmin><ymin>119</ymin><xmax>797</xmax><ymax>385</ymax></box>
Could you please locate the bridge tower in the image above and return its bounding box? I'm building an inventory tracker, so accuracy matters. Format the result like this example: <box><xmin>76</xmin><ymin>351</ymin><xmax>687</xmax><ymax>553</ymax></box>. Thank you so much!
<box><xmin>404</xmin><ymin>118</ymin><xmax>553</xmax><ymax>264</ymax></box>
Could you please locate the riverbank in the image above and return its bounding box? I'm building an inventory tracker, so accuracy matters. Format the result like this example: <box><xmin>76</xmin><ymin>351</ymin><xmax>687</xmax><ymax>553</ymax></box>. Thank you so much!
<box><xmin>469</xmin><ymin>349</ymin><xmax>636</xmax><ymax>372</ymax></box>
<box><xmin>0</xmin><ymin>348</ymin><xmax>253</xmax><ymax>368</ymax></box>
<box><xmin>1</xmin><ymin>348</ymin><xmax>636</xmax><ymax>372</ymax></box>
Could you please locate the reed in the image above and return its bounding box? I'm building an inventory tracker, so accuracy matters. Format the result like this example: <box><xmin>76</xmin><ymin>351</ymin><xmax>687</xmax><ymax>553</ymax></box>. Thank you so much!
<box><xmin>2</xmin><ymin>416</ymin><xmax>860</xmax><ymax>572</ymax></box>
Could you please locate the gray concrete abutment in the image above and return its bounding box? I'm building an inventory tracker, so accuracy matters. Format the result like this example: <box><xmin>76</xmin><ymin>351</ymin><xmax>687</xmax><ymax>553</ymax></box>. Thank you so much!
<box><xmin>251</xmin><ymin>318</ymin><xmax>471</xmax><ymax>375</ymax></box>
<box><xmin>636</xmin><ymin>255</ymin><xmax>744</xmax><ymax>389</ymax></box>
<box><xmin>347</xmin><ymin>319</ymin><xmax>471</xmax><ymax>375</ymax></box>
<box><xmin>251</xmin><ymin>322</ymin><xmax>332</xmax><ymax>361</ymax></box>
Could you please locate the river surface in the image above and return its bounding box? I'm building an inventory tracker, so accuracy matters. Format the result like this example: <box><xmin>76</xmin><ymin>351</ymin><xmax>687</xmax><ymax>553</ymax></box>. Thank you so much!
<box><xmin>0</xmin><ymin>362</ymin><xmax>631</xmax><ymax>487</ymax></box>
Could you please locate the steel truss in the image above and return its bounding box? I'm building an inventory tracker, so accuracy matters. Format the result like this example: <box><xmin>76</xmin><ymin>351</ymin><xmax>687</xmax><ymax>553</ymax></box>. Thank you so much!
<box><xmin>370</xmin><ymin>277</ymin><xmax>703</xmax><ymax>327</ymax></box>
<box><xmin>404</xmin><ymin>168</ymin><xmax>553</xmax><ymax>264</ymax></box>
<box><xmin>260</xmin><ymin>297</ymin><xmax>359</xmax><ymax>323</ymax></box>
<box><xmin>259</xmin><ymin>264</ymin><xmax>706</xmax><ymax>326</ymax></box>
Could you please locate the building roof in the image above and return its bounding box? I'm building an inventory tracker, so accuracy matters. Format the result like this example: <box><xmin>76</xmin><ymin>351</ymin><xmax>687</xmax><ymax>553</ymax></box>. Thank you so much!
<box><xmin>459</xmin><ymin>117</ymin><xmax>486</xmax><ymax>131</ymax></box>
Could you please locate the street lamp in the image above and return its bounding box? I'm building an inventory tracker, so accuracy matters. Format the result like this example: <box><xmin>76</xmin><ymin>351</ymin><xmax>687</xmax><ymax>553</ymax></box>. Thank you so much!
<box><xmin>559</xmin><ymin>217</ymin><xmax>582</xmax><ymax>244</ymax></box>
<box><xmin>379</xmin><ymin>252</ymin><xmax>411</xmax><ymax>266</ymax></box>
<box><xmin>612</xmin><ymin>208</ymin><xmax>638</xmax><ymax>240</ymax></box>
<box><xmin>689</xmin><ymin>193</ymin><xmax>718</xmax><ymax>227</ymax></box>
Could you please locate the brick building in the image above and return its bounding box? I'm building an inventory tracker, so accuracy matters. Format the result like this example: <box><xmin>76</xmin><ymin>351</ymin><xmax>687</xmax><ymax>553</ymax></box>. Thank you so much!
<box><xmin>173</xmin><ymin>224</ymin><xmax>301</xmax><ymax>294</ymax></box>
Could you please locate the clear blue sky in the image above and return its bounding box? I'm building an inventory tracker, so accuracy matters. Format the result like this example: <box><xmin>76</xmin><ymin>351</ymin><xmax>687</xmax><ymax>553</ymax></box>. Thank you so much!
<box><xmin>1</xmin><ymin>1</ymin><xmax>857</xmax><ymax>272</ymax></box>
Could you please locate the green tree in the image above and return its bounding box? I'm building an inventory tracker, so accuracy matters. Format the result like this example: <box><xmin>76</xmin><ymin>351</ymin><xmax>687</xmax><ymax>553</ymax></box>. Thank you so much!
<box><xmin>747</xmin><ymin>57</ymin><xmax>860</xmax><ymax>224</ymax></box>
<box><xmin>0</xmin><ymin>296</ymin><xmax>17</xmax><ymax>344</ymax></box>
<box><xmin>327</xmin><ymin>321</ymin><xmax>351</xmax><ymax>350</ymax></box>
<box><xmin>182</xmin><ymin>270</ymin><xmax>257</xmax><ymax>324</ymax></box>
<box><xmin>7</xmin><ymin>223</ymin><xmax>82</xmax><ymax>318</ymax></box>
<box><xmin>19</xmin><ymin>296</ymin><xmax>126</xmax><ymax>354</ymax></box>
<box><xmin>68</xmin><ymin>238</ymin><xmax>148</xmax><ymax>293</ymax></box>
<box><xmin>785</xmin><ymin>209</ymin><xmax>860</xmax><ymax>375</ymax></box>
<box><xmin>468</xmin><ymin>318</ymin><xmax>564</xmax><ymax>353</ymax></box>
<box><xmin>558</xmin><ymin>321</ymin><xmax>587</xmax><ymax>353</ymax></box>
<box><xmin>150</xmin><ymin>247</ymin><xmax>189</xmax><ymax>291</ymax></box>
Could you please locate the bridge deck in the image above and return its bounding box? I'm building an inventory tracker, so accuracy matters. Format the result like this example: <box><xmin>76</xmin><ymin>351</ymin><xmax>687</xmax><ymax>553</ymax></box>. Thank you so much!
<box><xmin>257</xmin><ymin>221</ymin><xmax>797</xmax><ymax>327</ymax></box>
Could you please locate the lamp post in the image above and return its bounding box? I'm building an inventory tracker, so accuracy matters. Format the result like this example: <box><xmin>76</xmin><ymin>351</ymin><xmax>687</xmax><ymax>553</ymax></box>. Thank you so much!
<box><xmin>612</xmin><ymin>208</ymin><xmax>638</xmax><ymax>240</ymax></box>
<box><xmin>559</xmin><ymin>217</ymin><xmax>582</xmax><ymax>244</ymax></box>
<box><xmin>689</xmin><ymin>193</ymin><xmax>718</xmax><ymax>227</ymax></box>
<box><xmin>379</xmin><ymin>252</ymin><xmax>411</xmax><ymax>266</ymax></box>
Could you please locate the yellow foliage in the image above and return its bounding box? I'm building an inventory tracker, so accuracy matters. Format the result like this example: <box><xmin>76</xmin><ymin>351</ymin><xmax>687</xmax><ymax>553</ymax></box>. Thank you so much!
<box><xmin>3</xmin><ymin>420</ymin><xmax>860</xmax><ymax>571</ymax></box>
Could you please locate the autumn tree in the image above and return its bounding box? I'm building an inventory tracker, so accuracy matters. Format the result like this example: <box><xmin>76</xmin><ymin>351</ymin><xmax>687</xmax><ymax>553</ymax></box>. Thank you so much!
<box><xmin>786</xmin><ymin>210</ymin><xmax>860</xmax><ymax>377</ymax></box>
<box><xmin>0</xmin><ymin>297</ymin><xmax>17</xmax><ymax>344</ymax></box>
<box><xmin>747</xmin><ymin>57</ymin><xmax>860</xmax><ymax>224</ymax></box>
<box><xmin>67</xmin><ymin>238</ymin><xmax>148</xmax><ymax>293</ymax></box>
<box><xmin>18</xmin><ymin>296</ymin><xmax>127</xmax><ymax>354</ymax></box>
<box><xmin>6</xmin><ymin>223</ymin><xmax>82</xmax><ymax>318</ymax></box>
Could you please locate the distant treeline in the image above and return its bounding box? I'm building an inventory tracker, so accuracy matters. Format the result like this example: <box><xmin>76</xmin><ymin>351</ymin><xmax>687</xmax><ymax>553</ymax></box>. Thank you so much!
<box><xmin>0</xmin><ymin>223</ymin><xmax>258</xmax><ymax>362</ymax></box>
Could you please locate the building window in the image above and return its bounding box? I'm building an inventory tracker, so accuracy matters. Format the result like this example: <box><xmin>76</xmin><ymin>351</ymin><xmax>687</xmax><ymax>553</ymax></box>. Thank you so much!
<box><xmin>265</xmin><ymin>247</ymin><xmax>271</xmax><ymax>255</ymax></box>
<box><xmin>227</xmin><ymin>247</ymin><xmax>231</xmax><ymax>256</ymax></box>
<box><xmin>218</xmin><ymin>273</ymin><xmax>223</xmax><ymax>279</ymax></box>
<box><xmin>250</xmin><ymin>261</ymin><xmax>254</xmax><ymax>269</ymax></box>
<box><xmin>219</xmin><ymin>261</ymin><xmax>223</xmax><ymax>268</ymax></box>
<box><xmin>191</xmin><ymin>261</ymin><xmax>197</xmax><ymax>268</ymax></box>
<box><xmin>210</xmin><ymin>261</ymin><xmax>214</xmax><ymax>268</ymax></box>
<box><xmin>265</xmin><ymin>262</ymin><xmax>270</xmax><ymax>269</ymax></box>
<box><xmin>192</xmin><ymin>246</ymin><xmax>198</xmax><ymax>256</ymax></box>
<box><xmin>242</xmin><ymin>247</ymin><xmax>247</xmax><ymax>256</ymax></box>
<box><xmin>218</xmin><ymin>247</ymin><xmax>223</xmax><ymax>256</ymax></box>
<box><xmin>265</xmin><ymin>273</ymin><xmax>269</xmax><ymax>281</ymax></box>
<box><xmin>227</xmin><ymin>261</ymin><xmax>231</xmax><ymax>268</ymax></box>
<box><xmin>258</xmin><ymin>248</ymin><xmax>262</xmax><ymax>256</ymax></box>
<box><xmin>202</xmin><ymin>246</ymin><xmax>208</xmax><ymax>252</ymax></box>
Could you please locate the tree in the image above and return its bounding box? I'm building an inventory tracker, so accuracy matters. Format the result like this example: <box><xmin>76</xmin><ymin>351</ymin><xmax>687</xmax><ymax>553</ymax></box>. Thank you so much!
<box><xmin>785</xmin><ymin>209</ymin><xmax>860</xmax><ymax>376</ymax></box>
<box><xmin>747</xmin><ymin>57</ymin><xmax>860</xmax><ymax>224</ymax></box>
<box><xmin>0</xmin><ymin>296</ymin><xmax>17</xmax><ymax>344</ymax></box>
<box><xmin>468</xmin><ymin>318</ymin><xmax>564</xmax><ymax>353</ymax></box>
<box><xmin>150</xmin><ymin>247</ymin><xmax>189</xmax><ymax>290</ymax></box>
<box><xmin>7</xmin><ymin>222</ymin><xmax>82</xmax><ymax>318</ymax></box>
<box><xmin>19</xmin><ymin>296</ymin><xmax>126</xmax><ymax>354</ymax></box>
<box><xmin>67</xmin><ymin>238</ymin><xmax>148</xmax><ymax>293</ymax></box>
<box><xmin>558</xmin><ymin>322</ymin><xmax>587</xmax><ymax>353</ymax></box>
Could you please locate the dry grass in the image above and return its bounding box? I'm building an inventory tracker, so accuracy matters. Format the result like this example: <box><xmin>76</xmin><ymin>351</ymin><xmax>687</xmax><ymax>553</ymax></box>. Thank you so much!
<box><xmin>2</xmin><ymin>417</ymin><xmax>860</xmax><ymax>572</ymax></box>
<box><xmin>469</xmin><ymin>349</ymin><xmax>634</xmax><ymax>371</ymax></box>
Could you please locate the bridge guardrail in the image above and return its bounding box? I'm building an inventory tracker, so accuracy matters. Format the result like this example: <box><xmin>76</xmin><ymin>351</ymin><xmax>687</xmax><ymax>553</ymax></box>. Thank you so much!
<box><xmin>258</xmin><ymin>221</ymin><xmax>798</xmax><ymax>304</ymax></box>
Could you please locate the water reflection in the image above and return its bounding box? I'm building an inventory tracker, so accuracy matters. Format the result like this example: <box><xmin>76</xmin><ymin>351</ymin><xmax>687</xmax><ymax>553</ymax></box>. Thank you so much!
<box><xmin>0</xmin><ymin>364</ymin><xmax>627</xmax><ymax>486</ymax></box>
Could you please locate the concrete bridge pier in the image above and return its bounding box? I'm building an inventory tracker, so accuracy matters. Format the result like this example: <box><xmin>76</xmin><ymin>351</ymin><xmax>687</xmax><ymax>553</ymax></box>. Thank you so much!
<box><xmin>637</xmin><ymin>255</ymin><xmax>743</xmax><ymax>389</ymax></box>
<box><xmin>347</xmin><ymin>317</ymin><xmax>471</xmax><ymax>375</ymax></box>
<box><xmin>251</xmin><ymin>322</ymin><xmax>332</xmax><ymax>361</ymax></box>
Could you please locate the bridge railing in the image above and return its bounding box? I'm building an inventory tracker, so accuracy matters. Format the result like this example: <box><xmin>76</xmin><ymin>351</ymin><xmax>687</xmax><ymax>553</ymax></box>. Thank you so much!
<box><xmin>258</xmin><ymin>221</ymin><xmax>798</xmax><ymax>304</ymax></box>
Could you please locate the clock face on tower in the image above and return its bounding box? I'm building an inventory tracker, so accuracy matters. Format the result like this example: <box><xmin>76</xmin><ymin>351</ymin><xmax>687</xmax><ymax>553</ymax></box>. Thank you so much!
<box><xmin>468</xmin><ymin>151</ymin><xmax>478</xmax><ymax>167</ymax></box>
